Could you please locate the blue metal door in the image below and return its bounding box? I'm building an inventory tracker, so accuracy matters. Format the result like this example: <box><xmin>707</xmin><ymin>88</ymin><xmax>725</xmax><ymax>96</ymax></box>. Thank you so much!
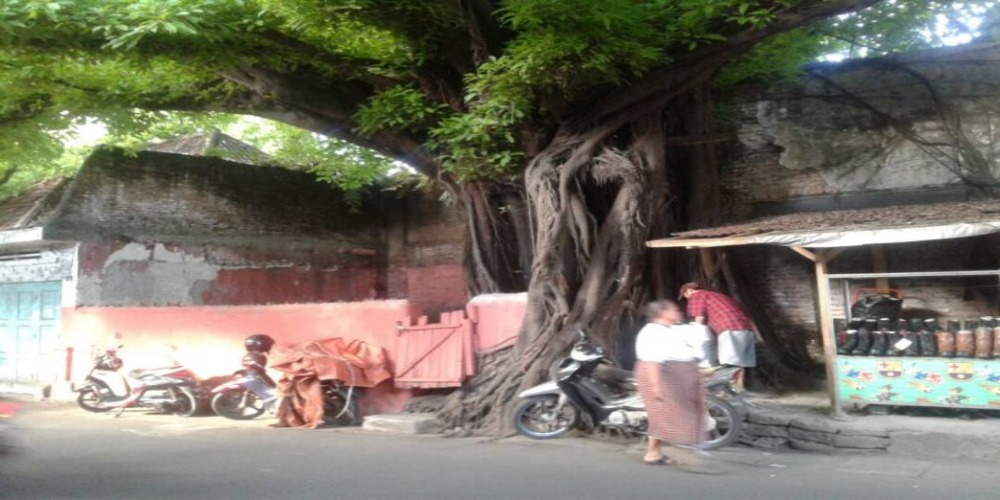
<box><xmin>0</xmin><ymin>281</ymin><xmax>61</xmax><ymax>389</ymax></box>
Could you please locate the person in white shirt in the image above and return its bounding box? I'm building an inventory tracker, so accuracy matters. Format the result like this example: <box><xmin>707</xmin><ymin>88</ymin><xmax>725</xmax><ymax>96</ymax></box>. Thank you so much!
<box><xmin>634</xmin><ymin>300</ymin><xmax>713</xmax><ymax>473</ymax></box>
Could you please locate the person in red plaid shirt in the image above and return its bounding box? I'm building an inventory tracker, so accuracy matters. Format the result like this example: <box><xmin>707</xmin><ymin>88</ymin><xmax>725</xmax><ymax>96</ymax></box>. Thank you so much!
<box><xmin>679</xmin><ymin>282</ymin><xmax>757</xmax><ymax>372</ymax></box>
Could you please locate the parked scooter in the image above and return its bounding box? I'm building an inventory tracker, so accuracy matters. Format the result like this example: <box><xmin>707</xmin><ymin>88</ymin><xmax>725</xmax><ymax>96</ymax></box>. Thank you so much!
<box><xmin>74</xmin><ymin>345</ymin><xmax>199</xmax><ymax>417</ymax></box>
<box><xmin>513</xmin><ymin>331</ymin><xmax>742</xmax><ymax>449</ymax></box>
<box><xmin>211</xmin><ymin>335</ymin><xmax>278</xmax><ymax>420</ymax></box>
<box><xmin>210</xmin><ymin>335</ymin><xmax>362</xmax><ymax>425</ymax></box>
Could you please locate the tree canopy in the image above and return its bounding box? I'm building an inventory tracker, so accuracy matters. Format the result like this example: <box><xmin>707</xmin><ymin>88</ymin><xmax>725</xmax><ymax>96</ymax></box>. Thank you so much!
<box><xmin>3</xmin><ymin>0</ymin><xmax>998</xmax><ymax>433</ymax></box>
<box><xmin>0</xmin><ymin>0</ymin><xmax>992</xmax><ymax>197</ymax></box>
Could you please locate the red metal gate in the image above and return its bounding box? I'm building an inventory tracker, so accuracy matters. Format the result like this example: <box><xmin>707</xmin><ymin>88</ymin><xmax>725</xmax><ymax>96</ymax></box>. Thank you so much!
<box><xmin>394</xmin><ymin>311</ymin><xmax>475</xmax><ymax>389</ymax></box>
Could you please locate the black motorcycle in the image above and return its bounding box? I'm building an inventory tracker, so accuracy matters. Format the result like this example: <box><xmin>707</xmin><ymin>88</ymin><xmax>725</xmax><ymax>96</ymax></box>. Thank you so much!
<box><xmin>512</xmin><ymin>331</ymin><xmax>742</xmax><ymax>449</ymax></box>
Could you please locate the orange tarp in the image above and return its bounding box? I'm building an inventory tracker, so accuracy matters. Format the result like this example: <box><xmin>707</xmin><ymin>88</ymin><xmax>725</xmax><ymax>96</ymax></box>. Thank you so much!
<box><xmin>269</xmin><ymin>337</ymin><xmax>391</xmax><ymax>388</ymax></box>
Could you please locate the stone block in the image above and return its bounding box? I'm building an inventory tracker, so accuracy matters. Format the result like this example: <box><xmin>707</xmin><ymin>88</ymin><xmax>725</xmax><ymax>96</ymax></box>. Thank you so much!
<box><xmin>747</xmin><ymin>408</ymin><xmax>796</xmax><ymax>426</ymax></box>
<box><xmin>832</xmin><ymin>434</ymin><xmax>891</xmax><ymax>450</ymax></box>
<box><xmin>837</xmin><ymin>421</ymin><xmax>891</xmax><ymax>438</ymax></box>
<box><xmin>746</xmin><ymin>437</ymin><xmax>790</xmax><ymax>450</ymax></box>
<box><xmin>789</xmin><ymin>412</ymin><xmax>842</xmax><ymax>434</ymax></box>
<box><xmin>788</xmin><ymin>427</ymin><xmax>836</xmax><ymax>445</ymax></box>
<box><xmin>362</xmin><ymin>413</ymin><xmax>440</xmax><ymax>435</ymax></box>
<box><xmin>789</xmin><ymin>438</ymin><xmax>838</xmax><ymax>453</ymax></box>
<box><xmin>744</xmin><ymin>423</ymin><xmax>790</xmax><ymax>438</ymax></box>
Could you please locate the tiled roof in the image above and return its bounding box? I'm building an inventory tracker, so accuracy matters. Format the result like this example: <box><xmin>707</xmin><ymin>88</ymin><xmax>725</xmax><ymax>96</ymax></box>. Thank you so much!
<box><xmin>145</xmin><ymin>130</ymin><xmax>270</xmax><ymax>166</ymax></box>
<box><xmin>0</xmin><ymin>178</ymin><xmax>67</xmax><ymax>231</ymax></box>
<box><xmin>676</xmin><ymin>200</ymin><xmax>1000</xmax><ymax>239</ymax></box>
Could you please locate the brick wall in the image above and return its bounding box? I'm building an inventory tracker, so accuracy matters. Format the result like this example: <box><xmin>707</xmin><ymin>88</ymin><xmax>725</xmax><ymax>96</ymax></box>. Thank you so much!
<box><xmin>51</xmin><ymin>149</ymin><xmax>387</xmax><ymax>307</ymax></box>
<box><xmin>716</xmin><ymin>48</ymin><xmax>1000</xmax><ymax>358</ymax></box>
<box><xmin>386</xmin><ymin>191</ymin><xmax>467</xmax><ymax>314</ymax></box>
<box><xmin>721</xmin><ymin>102</ymin><xmax>834</xmax><ymax>220</ymax></box>
<box><xmin>47</xmin><ymin>148</ymin><xmax>385</xmax><ymax>246</ymax></box>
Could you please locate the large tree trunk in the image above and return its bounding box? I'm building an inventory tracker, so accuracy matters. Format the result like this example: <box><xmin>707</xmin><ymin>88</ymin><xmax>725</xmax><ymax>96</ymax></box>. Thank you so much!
<box><xmin>438</xmin><ymin>84</ymin><xmax>813</xmax><ymax>434</ymax></box>
<box><xmin>460</xmin><ymin>181</ymin><xmax>533</xmax><ymax>296</ymax></box>
<box><xmin>438</xmin><ymin>105</ymin><xmax>682</xmax><ymax>434</ymax></box>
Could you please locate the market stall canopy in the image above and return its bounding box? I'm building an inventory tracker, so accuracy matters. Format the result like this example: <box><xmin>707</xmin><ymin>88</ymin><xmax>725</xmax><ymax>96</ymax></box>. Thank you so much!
<box><xmin>646</xmin><ymin>200</ymin><xmax>1000</xmax><ymax>249</ymax></box>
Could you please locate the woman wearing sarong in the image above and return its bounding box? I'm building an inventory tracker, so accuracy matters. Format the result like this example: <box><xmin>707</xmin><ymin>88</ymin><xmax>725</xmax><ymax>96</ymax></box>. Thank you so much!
<box><xmin>634</xmin><ymin>300</ymin><xmax>713</xmax><ymax>473</ymax></box>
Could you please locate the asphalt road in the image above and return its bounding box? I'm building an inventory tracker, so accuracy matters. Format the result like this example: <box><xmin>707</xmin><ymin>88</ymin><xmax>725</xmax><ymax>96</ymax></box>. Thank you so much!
<box><xmin>1</xmin><ymin>402</ymin><xmax>998</xmax><ymax>500</ymax></box>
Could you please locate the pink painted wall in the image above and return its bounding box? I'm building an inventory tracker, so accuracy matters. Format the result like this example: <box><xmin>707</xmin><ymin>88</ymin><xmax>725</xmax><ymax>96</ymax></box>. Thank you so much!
<box><xmin>60</xmin><ymin>300</ymin><xmax>422</xmax><ymax>414</ymax></box>
<box><xmin>466</xmin><ymin>293</ymin><xmax>527</xmax><ymax>352</ymax></box>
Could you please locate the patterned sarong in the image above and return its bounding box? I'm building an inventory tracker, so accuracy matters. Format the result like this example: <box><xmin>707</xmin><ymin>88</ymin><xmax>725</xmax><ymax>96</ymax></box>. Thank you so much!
<box><xmin>635</xmin><ymin>360</ymin><xmax>703</xmax><ymax>445</ymax></box>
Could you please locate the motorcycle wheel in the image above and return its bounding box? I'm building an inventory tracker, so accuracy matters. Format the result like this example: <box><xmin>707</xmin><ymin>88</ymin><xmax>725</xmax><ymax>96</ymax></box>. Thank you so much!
<box><xmin>513</xmin><ymin>395</ymin><xmax>580</xmax><ymax>439</ymax></box>
<box><xmin>77</xmin><ymin>388</ymin><xmax>112</xmax><ymax>413</ymax></box>
<box><xmin>322</xmin><ymin>391</ymin><xmax>360</xmax><ymax>426</ymax></box>
<box><xmin>169</xmin><ymin>388</ymin><xmax>198</xmax><ymax>417</ymax></box>
<box><xmin>211</xmin><ymin>389</ymin><xmax>266</xmax><ymax>420</ymax></box>
<box><xmin>699</xmin><ymin>395</ymin><xmax>742</xmax><ymax>450</ymax></box>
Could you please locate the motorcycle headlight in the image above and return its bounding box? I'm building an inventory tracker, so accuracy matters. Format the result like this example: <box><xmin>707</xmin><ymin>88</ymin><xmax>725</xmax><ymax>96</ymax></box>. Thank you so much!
<box><xmin>570</xmin><ymin>343</ymin><xmax>604</xmax><ymax>362</ymax></box>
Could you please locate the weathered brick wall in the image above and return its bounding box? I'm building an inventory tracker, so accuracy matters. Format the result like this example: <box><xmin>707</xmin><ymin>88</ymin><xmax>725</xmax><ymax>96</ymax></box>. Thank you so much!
<box><xmin>47</xmin><ymin>148</ymin><xmax>385</xmax><ymax>245</ymax></box>
<box><xmin>52</xmin><ymin>148</ymin><xmax>387</xmax><ymax>307</ymax></box>
<box><xmin>718</xmin><ymin>46</ymin><xmax>1000</xmax><ymax>356</ymax></box>
<box><xmin>385</xmin><ymin>191</ymin><xmax>467</xmax><ymax>314</ymax></box>
<box><xmin>76</xmin><ymin>241</ymin><xmax>379</xmax><ymax>307</ymax></box>
<box><xmin>722</xmin><ymin>102</ymin><xmax>834</xmax><ymax>220</ymax></box>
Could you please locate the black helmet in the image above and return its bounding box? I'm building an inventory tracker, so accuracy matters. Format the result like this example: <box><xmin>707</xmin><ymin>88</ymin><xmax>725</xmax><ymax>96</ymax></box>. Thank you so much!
<box><xmin>244</xmin><ymin>334</ymin><xmax>275</xmax><ymax>353</ymax></box>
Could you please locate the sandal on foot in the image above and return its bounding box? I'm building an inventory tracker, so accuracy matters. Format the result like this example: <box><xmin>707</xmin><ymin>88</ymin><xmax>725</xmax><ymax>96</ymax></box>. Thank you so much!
<box><xmin>643</xmin><ymin>457</ymin><xmax>674</xmax><ymax>466</ymax></box>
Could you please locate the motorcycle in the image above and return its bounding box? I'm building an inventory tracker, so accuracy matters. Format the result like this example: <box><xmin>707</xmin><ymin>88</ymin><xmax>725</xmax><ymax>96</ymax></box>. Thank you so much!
<box><xmin>74</xmin><ymin>345</ymin><xmax>200</xmax><ymax>417</ymax></box>
<box><xmin>210</xmin><ymin>351</ymin><xmax>278</xmax><ymax>420</ymax></box>
<box><xmin>513</xmin><ymin>331</ymin><xmax>742</xmax><ymax>449</ymax></box>
<box><xmin>210</xmin><ymin>352</ymin><xmax>361</xmax><ymax>425</ymax></box>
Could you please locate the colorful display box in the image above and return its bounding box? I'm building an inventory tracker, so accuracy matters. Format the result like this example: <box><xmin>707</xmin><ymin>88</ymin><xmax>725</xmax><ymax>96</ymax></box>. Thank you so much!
<box><xmin>836</xmin><ymin>355</ymin><xmax>1000</xmax><ymax>409</ymax></box>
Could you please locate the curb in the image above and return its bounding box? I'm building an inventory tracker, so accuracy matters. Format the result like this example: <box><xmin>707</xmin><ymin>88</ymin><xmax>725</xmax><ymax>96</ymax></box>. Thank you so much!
<box><xmin>740</xmin><ymin>403</ymin><xmax>1000</xmax><ymax>460</ymax></box>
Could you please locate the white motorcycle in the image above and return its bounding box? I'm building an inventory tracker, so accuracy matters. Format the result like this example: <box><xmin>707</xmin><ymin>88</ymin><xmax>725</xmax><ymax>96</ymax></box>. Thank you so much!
<box><xmin>74</xmin><ymin>345</ymin><xmax>199</xmax><ymax>417</ymax></box>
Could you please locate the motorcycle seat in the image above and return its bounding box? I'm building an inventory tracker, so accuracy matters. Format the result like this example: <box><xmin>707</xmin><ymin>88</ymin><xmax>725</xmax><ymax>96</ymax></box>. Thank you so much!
<box><xmin>593</xmin><ymin>365</ymin><xmax>636</xmax><ymax>390</ymax></box>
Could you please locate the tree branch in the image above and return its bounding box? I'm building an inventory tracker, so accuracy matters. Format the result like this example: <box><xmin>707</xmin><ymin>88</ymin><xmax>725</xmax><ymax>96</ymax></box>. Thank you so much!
<box><xmin>463</xmin><ymin>0</ymin><xmax>511</xmax><ymax>63</ymax></box>
<box><xmin>576</xmin><ymin>0</ymin><xmax>882</xmax><ymax>126</ymax></box>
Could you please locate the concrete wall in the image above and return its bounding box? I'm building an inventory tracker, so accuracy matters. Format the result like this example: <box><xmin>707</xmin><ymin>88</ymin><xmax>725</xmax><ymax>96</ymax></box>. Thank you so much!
<box><xmin>60</xmin><ymin>300</ymin><xmax>423</xmax><ymax>414</ymax></box>
<box><xmin>467</xmin><ymin>293</ymin><xmax>527</xmax><ymax>351</ymax></box>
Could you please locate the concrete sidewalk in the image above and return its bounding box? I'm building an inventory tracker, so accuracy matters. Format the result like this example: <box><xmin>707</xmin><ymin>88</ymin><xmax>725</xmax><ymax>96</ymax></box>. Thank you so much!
<box><xmin>739</xmin><ymin>392</ymin><xmax>1000</xmax><ymax>461</ymax></box>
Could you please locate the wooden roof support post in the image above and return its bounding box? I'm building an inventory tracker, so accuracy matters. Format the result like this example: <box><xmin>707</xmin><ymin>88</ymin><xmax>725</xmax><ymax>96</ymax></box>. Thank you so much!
<box><xmin>790</xmin><ymin>246</ymin><xmax>848</xmax><ymax>419</ymax></box>
<box><xmin>872</xmin><ymin>245</ymin><xmax>889</xmax><ymax>290</ymax></box>
<box><xmin>815</xmin><ymin>249</ymin><xmax>848</xmax><ymax>419</ymax></box>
